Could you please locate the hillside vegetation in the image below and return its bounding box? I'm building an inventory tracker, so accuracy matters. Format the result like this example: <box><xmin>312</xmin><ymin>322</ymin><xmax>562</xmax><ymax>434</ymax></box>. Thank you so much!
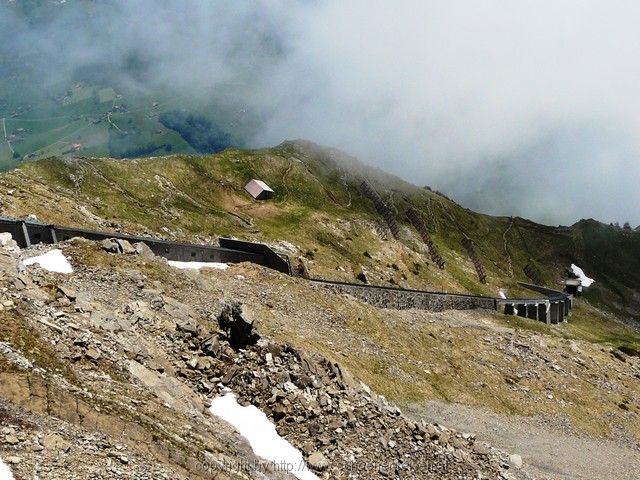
<box><xmin>0</xmin><ymin>141</ymin><xmax>639</xmax><ymax>479</ymax></box>
<box><xmin>0</xmin><ymin>140</ymin><xmax>638</xmax><ymax>337</ymax></box>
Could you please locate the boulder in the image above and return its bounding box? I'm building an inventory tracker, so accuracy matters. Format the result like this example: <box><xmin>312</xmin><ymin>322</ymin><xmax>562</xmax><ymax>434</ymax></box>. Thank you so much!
<box><xmin>133</xmin><ymin>242</ymin><xmax>155</xmax><ymax>260</ymax></box>
<box><xmin>509</xmin><ymin>454</ymin><xmax>523</xmax><ymax>469</ymax></box>
<box><xmin>90</xmin><ymin>310</ymin><xmax>131</xmax><ymax>332</ymax></box>
<box><xmin>294</xmin><ymin>257</ymin><xmax>310</xmax><ymax>277</ymax></box>
<box><xmin>473</xmin><ymin>443</ymin><xmax>491</xmax><ymax>455</ymax></box>
<box><xmin>218</xmin><ymin>302</ymin><xmax>259</xmax><ymax>349</ymax></box>
<box><xmin>101</xmin><ymin>238</ymin><xmax>136</xmax><ymax>254</ymax></box>
<box><xmin>116</xmin><ymin>239</ymin><xmax>136</xmax><ymax>254</ymax></box>
<box><xmin>355</xmin><ymin>265</ymin><xmax>369</xmax><ymax>284</ymax></box>
<box><xmin>201</xmin><ymin>336</ymin><xmax>221</xmax><ymax>357</ymax></box>
<box><xmin>57</xmin><ymin>283</ymin><xmax>78</xmax><ymax>301</ymax></box>
<box><xmin>101</xmin><ymin>238</ymin><xmax>121</xmax><ymax>253</ymax></box>
<box><xmin>308</xmin><ymin>451</ymin><xmax>329</xmax><ymax>471</ymax></box>
<box><xmin>85</xmin><ymin>348</ymin><xmax>102</xmax><ymax>361</ymax></box>
<box><xmin>3</xmin><ymin>434</ymin><xmax>19</xmax><ymax>445</ymax></box>
<box><xmin>41</xmin><ymin>433</ymin><xmax>71</xmax><ymax>452</ymax></box>
<box><xmin>163</xmin><ymin>296</ymin><xmax>199</xmax><ymax>323</ymax></box>
<box><xmin>176</xmin><ymin>318</ymin><xmax>200</xmax><ymax>337</ymax></box>
<box><xmin>0</xmin><ymin>253</ymin><xmax>19</xmax><ymax>278</ymax></box>
<box><xmin>0</xmin><ymin>233</ymin><xmax>19</xmax><ymax>251</ymax></box>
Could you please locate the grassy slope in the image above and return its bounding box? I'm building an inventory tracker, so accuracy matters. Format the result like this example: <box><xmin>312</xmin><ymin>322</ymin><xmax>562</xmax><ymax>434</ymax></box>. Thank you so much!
<box><xmin>0</xmin><ymin>140</ymin><xmax>639</xmax><ymax>350</ymax></box>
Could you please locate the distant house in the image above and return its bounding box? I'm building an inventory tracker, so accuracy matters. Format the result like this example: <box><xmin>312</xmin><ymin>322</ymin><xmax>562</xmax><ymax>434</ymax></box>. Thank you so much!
<box><xmin>244</xmin><ymin>179</ymin><xmax>274</xmax><ymax>200</ymax></box>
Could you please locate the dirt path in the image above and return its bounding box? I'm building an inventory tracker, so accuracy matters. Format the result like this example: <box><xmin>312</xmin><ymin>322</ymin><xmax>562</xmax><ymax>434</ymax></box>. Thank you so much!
<box><xmin>503</xmin><ymin>216</ymin><xmax>515</xmax><ymax>277</ymax></box>
<box><xmin>2</xmin><ymin>117</ymin><xmax>14</xmax><ymax>154</ymax></box>
<box><xmin>107</xmin><ymin>111</ymin><xmax>126</xmax><ymax>133</ymax></box>
<box><xmin>404</xmin><ymin>400</ymin><xmax>640</xmax><ymax>480</ymax></box>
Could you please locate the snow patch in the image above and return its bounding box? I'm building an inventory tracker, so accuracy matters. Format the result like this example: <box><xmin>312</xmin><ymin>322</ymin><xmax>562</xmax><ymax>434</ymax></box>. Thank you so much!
<box><xmin>168</xmin><ymin>260</ymin><xmax>228</xmax><ymax>271</ymax></box>
<box><xmin>570</xmin><ymin>264</ymin><xmax>595</xmax><ymax>287</ymax></box>
<box><xmin>210</xmin><ymin>392</ymin><xmax>318</xmax><ymax>480</ymax></box>
<box><xmin>498</xmin><ymin>290</ymin><xmax>507</xmax><ymax>299</ymax></box>
<box><xmin>23</xmin><ymin>249</ymin><xmax>73</xmax><ymax>273</ymax></box>
<box><xmin>0</xmin><ymin>457</ymin><xmax>14</xmax><ymax>480</ymax></box>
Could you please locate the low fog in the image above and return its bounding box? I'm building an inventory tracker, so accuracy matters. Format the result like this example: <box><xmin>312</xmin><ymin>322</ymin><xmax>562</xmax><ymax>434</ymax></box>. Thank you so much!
<box><xmin>3</xmin><ymin>0</ymin><xmax>640</xmax><ymax>226</ymax></box>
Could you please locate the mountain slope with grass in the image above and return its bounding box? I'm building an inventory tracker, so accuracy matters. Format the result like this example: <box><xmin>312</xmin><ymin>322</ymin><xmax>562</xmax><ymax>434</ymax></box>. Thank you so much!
<box><xmin>0</xmin><ymin>140</ymin><xmax>639</xmax><ymax>479</ymax></box>
<box><xmin>1</xmin><ymin>140</ymin><xmax>639</xmax><ymax>325</ymax></box>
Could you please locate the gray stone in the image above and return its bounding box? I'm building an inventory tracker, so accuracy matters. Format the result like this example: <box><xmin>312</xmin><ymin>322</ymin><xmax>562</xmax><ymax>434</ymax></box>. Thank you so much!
<box><xmin>164</xmin><ymin>296</ymin><xmax>199</xmax><ymax>323</ymax></box>
<box><xmin>41</xmin><ymin>433</ymin><xmax>71</xmax><ymax>452</ymax></box>
<box><xmin>509</xmin><ymin>454</ymin><xmax>523</xmax><ymax>469</ymax></box>
<box><xmin>222</xmin><ymin>366</ymin><xmax>240</xmax><ymax>384</ymax></box>
<box><xmin>75</xmin><ymin>292</ymin><xmax>95</xmax><ymax>312</ymax></box>
<box><xmin>201</xmin><ymin>336</ymin><xmax>220</xmax><ymax>356</ymax></box>
<box><xmin>85</xmin><ymin>348</ymin><xmax>102</xmax><ymax>361</ymax></box>
<box><xmin>265</xmin><ymin>352</ymin><xmax>274</xmax><ymax>366</ymax></box>
<box><xmin>116</xmin><ymin>238</ymin><xmax>136</xmax><ymax>254</ymax></box>
<box><xmin>0</xmin><ymin>232</ymin><xmax>18</xmax><ymax>249</ymax></box>
<box><xmin>58</xmin><ymin>283</ymin><xmax>78</xmax><ymax>301</ymax></box>
<box><xmin>218</xmin><ymin>302</ymin><xmax>259</xmax><ymax>349</ymax></box>
<box><xmin>0</xmin><ymin>252</ymin><xmax>19</xmax><ymax>278</ymax></box>
<box><xmin>4</xmin><ymin>434</ymin><xmax>19</xmax><ymax>445</ymax></box>
<box><xmin>308</xmin><ymin>451</ymin><xmax>329</xmax><ymax>471</ymax></box>
<box><xmin>101</xmin><ymin>238</ymin><xmax>121</xmax><ymax>253</ymax></box>
<box><xmin>133</xmin><ymin>242</ymin><xmax>155</xmax><ymax>260</ymax></box>
<box><xmin>473</xmin><ymin>443</ymin><xmax>491</xmax><ymax>455</ymax></box>
<box><xmin>176</xmin><ymin>318</ymin><xmax>200</xmax><ymax>337</ymax></box>
<box><xmin>437</xmin><ymin>431</ymin><xmax>451</xmax><ymax>445</ymax></box>
<box><xmin>355</xmin><ymin>266</ymin><xmax>369</xmax><ymax>284</ymax></box>
<box><xmin>12</xmin><ymin>275</ymin><xmax>27</xmax><ymax>290</ymax></box>
<box><xmin>196</xmin><ymin>357</ymin><xmax>212</xmax><ymax>370</ymax></box>
<box><xmin>187</xmin><ymin>357</ymin><xmax>199</xmax><ymax>369</ymax></box>
<box><xmin>90</xmin><ymin>310</ymin><xmax>131</xmax><ymax>332</ymax></box>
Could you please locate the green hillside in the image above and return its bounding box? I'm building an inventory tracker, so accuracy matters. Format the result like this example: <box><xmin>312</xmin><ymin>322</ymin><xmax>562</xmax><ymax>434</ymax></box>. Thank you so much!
<box><xmin>2</xmin><ymin>140</ymin><xmax>639</xmax><ymax>332</ymax></box>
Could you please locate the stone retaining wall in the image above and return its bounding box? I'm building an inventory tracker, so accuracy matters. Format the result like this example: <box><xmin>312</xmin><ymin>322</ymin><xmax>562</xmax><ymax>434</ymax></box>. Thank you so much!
<box><xmin>1</xmin><ymin>216</ymin><xmax>574</xmax><ymax>319</ymax></box>
<box><xmin>312</xmin><ymin>280</ymin><xmax>497</xmax><ymax>312</ymax></box>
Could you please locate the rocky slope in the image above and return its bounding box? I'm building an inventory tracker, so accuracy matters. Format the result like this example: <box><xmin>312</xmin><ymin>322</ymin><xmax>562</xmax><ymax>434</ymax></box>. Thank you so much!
<box><xmin>0</xmin><ymin>233</ymin><xmax>638</xmax><ymax>478</ymax></box>
<box><xmin>0</xmin><ymin>238</ymin><xmax>524</xmax><ymax>479</ymax></box>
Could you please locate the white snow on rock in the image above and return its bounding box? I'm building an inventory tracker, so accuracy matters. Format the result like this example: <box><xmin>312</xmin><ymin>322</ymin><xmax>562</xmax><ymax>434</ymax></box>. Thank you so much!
<box><xmin>498</xmin><ymin>290</ymin><xmax>507</xmax><ymax>299</ymax></box>
<box><xmin>23</xmin><ymin>249</ymin><xmax>73</xmax><ymax>273</ymax></box>
<box><xmin>168</xmin><ymin>260</ymin><xmax>228</xmax><ymax>271</ymax></box>
<box><xmin>570</xmin><ymin>264</ymin><xmax>595</xmax><ymax>287</ymax></box>
<box><xmin>0</xmin><ymin>457</ymin><xmax>14</xmax><ymax>480</ymax></box>
<box><xmin>210</xmin><ymin>392</ymin><xmax>318</xmax><ymax>480</ymax></box>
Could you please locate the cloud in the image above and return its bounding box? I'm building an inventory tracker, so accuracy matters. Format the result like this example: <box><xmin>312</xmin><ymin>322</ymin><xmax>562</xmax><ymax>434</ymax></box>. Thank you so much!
<box><xmin>3</xmin><ymin>0</ymin><xmax>640</xmax><ymax>226</ymax></box>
